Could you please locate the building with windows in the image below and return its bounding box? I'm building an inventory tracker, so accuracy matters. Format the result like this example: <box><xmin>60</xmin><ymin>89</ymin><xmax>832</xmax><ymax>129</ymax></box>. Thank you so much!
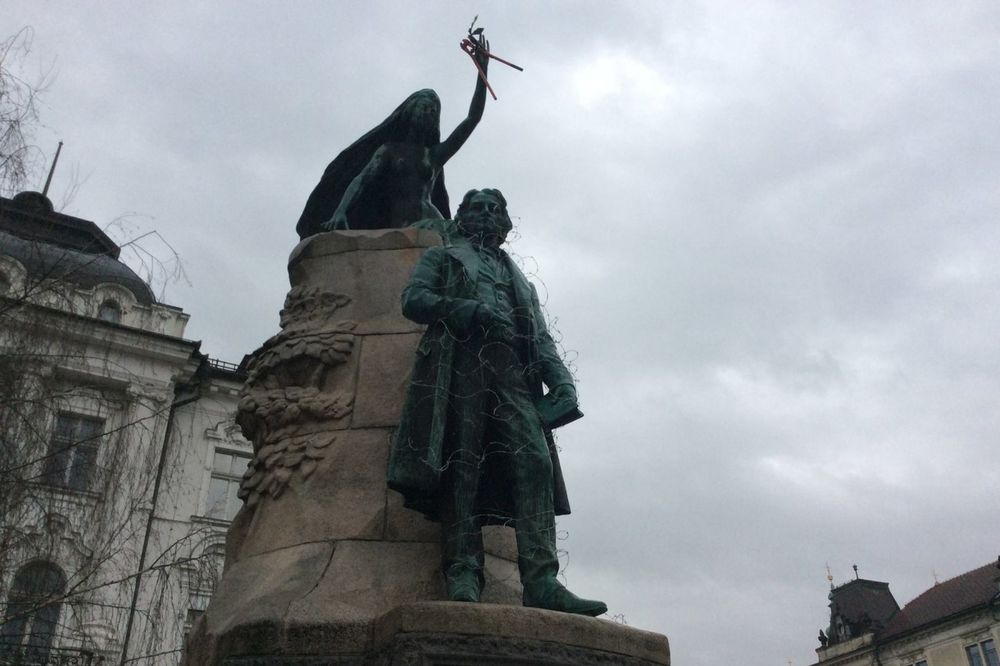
<box><xmin>813</xmin><ymin>559</ymin><xmax>1000</xmax><ymax>666</ymax></box>
<box><xmin>0</xmin><ymin>191</ymin><xmax>250</xmax><ymax>665</ymax></box>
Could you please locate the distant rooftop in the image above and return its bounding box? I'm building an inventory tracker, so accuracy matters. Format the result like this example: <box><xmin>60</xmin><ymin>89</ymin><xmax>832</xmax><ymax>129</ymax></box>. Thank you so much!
<box><xmin>0</xmin><ymin>192</ymin><xmax>156</xmax><ymax>304</ymax></box>
<box><xmin>826</xmin><ymin>577</ymin><xmax>900</xmax><ymax>644</ymax></box>
<box><xmin>821</xmin><ymin>558</ymin><xmax>1000</xmax><ymax>655</ymax></box>
<box><xmin>830</xmin><ymin>578</ymin><xmax>900</xmax><ymax>626</ymax></box>
<box><xmin>882</xmin><ymin>559</ymin><xmax>1000</xmax><ymax>639</ymax></box>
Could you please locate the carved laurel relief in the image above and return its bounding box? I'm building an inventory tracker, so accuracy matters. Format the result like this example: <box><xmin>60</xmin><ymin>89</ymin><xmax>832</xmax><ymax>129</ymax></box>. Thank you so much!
<box><xmin>235</xmin><ymin>287</ymin><xmax>356</xmax><ymax>509</ymax></box>
<box><xmin>237</xmin><ymin>432</ymin><xmax>335</xmax><ymax>509</ymax></box>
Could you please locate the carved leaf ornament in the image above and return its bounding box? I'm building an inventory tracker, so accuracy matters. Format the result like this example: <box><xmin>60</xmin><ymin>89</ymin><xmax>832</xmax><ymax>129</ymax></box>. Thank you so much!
<box><xmin>238</xmin><ymin>433</ymin><xmax>336</xmax><ymax>508</ymax></box>
<box><xmin>235</xmin><ymin>287</ymin><xmax>357</xmax><ymax>511</ymax></box>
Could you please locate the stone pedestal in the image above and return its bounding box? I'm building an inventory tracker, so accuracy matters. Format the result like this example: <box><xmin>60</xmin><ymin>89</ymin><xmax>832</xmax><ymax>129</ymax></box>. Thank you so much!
<box><xmin>184</xmin><ymin>229</ymin><xmax>670</xmax><ymax>665</ymax></box>
<box><xmin>217</xmin><ymin>602</ymin><xmax>669</xmax><ymax>665</ymax></box>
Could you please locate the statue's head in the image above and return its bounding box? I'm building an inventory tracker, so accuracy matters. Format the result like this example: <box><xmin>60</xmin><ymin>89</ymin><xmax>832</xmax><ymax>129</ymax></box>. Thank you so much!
<box><xmin>455</xmin><ymin>189</ymin><xmax>512</xmax><ymax>246</ymax></box>
<box><xmin>388</xmin><ymin>89</ymin><xmax>441</xmax><ymax>145</ymax></box>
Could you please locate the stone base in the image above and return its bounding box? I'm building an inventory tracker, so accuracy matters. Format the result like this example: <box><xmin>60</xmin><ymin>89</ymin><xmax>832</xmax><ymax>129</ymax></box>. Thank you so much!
<box><xmin>195</xmin><ymin>602</ymin><xmax>668</xmax><ymax>666</ymax></box>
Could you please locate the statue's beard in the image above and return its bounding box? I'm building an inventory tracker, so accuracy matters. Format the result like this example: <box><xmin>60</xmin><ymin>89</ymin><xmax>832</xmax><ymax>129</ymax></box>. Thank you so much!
<box><xmin>458</xmin><ymin>218</ymin><xmax>510</xmax><ymax>247</ymax></box>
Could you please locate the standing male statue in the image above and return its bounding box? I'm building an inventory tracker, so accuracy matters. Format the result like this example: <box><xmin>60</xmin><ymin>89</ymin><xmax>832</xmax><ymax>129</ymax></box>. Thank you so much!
<box><xmin>389</xmin><ymin>188</ymin><xmax>607</xmax><ymax>616</ymax></box>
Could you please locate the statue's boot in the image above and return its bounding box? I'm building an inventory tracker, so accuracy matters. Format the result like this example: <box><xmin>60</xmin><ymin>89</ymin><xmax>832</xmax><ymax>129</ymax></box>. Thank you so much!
<box><xmin>439</xmin><ymin>453</ymin><xmax>485</xmax><ymax>603</ymax></box>
<box><xmin>515</xmin><ymin>505</ymin><xmax>608</xmax><ymax>616</ymax></box>
<box><xmin>445</xmin><ymin>563</ymin><xmax>481</xmax><ymax>603</ymax></box>
<box><xmin>522</xmin><ymin>580</ymin><xmax>608</xmax><ymax>617</ymax></box>
<box><xmin>509</xmin><ymin>443</ymin><xmax>607</xmax><ymax>616</ymax></box>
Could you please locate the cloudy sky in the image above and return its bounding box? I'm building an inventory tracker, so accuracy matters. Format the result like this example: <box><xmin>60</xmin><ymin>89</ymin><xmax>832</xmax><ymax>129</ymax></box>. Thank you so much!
<box><xmin>6</xmin><ymin>2</ymin><xmax>1000</xmax><ymax>663</ymax></box>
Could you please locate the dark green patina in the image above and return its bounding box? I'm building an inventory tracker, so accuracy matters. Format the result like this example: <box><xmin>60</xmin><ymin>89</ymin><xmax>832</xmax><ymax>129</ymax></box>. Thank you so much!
<box><xmin>389</xmin><ymin>189</ymin><xmax>606</xmax><ymax>617</ymax></box>
<box><xmin>295</xmin><ymin>37</ymin><xmax>491</xmax><ymax>239</ymax></box>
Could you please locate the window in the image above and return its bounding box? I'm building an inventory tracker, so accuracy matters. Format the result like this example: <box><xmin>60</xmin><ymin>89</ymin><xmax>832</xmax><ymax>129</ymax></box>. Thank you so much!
<box><xmin>206</xmin><ymin>450</ymin><xmax>251</xmax><ymax>521</ymax></box>
<box><xmin>0</xmin><ymin>561</ymin><xmax>66</xmax><ymax>661</ymax></box>
<box><xmin>906</xmin><ymin>660</ymin><xmax>928</xmax><ymax>666</ymax></box>
<box><xmin>183</xmin><ymin>543</ymin><xmax>223</xmax><ymax>649</ymax></box>
<box><xmin>967</xmin><ymin>639</ymin><xmax>999</xmax><ymax>666</ymax></box>
<box><xmin>182</xmin><ymin>608</ymin><xmax>204</xmax><ymax>649</ymax></box>
<box><xmin>97</xmin><ymin>299</ymin><xmax>121</xmax><ymax>323</ymax></box>
<box><xmin>40</xmin><ymin>413</ymin><xmax>104</xmax><ymax>491</ymax></box>
<box><xmin>0</xmin><ymin>270</ymin><xmax>10</xmax><ymax>295</ymax></box>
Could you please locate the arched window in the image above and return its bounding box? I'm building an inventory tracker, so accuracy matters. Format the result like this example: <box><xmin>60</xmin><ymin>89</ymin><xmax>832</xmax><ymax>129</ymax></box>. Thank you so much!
<box><xmin>97</xmin><ymin>299</ymin><xmax>121</xmax><ymax>323</ymax></box>
<box><xmin>0</xmin><ymin>561</ymin><xmax>66</xmax><ymax>660</ymax></box>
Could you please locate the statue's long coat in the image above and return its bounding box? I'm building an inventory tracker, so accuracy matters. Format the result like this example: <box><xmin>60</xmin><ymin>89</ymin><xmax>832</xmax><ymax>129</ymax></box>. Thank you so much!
<box><xmin>388</xmin><ymin>241</ymin><xmax>573</xmax><ymax>524</ymax></box>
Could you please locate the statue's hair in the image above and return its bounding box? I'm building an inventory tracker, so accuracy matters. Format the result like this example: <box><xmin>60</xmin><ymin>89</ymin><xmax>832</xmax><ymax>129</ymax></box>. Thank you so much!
<box><xmin>384</xmin><ymin>89</ymin><xmax>442</xmax><ymax>145</ymax></box>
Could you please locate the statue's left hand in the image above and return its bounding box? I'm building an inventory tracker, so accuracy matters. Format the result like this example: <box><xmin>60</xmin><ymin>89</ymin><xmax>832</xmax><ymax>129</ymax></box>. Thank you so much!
<box><xmin>550</xmin><ymin>384</ymin><xmax>578</xmax><ymax>405</ymax></box>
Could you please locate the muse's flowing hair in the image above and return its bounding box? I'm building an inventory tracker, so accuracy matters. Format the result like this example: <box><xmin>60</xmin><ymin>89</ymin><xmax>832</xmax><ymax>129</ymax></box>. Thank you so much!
<box><xmin>296</xmin><ymin>89</ymin><xmax>449</xmax><ymax>239</ymax></box>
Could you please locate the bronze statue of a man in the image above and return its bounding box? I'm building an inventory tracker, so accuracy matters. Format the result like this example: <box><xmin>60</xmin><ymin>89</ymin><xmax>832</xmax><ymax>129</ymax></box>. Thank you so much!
<box><xmin>388</xmin><ymin>188</ymin><xmax>607</xmax><ymax>616</ymax></box>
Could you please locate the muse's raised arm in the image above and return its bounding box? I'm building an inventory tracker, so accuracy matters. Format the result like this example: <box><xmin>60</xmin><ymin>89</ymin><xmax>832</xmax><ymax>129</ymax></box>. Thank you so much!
<box><xmin>434</xmin><ymin>36</ymin><xmax>490</xmax><ymax>167</ymax></box>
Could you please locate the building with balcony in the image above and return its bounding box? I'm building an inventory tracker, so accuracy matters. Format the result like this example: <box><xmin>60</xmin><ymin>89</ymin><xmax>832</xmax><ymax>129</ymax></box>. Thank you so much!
<box><xmin>0</xmin><ymin>192</ymin><xmax>251</xmax><ymax>665</ymax></box>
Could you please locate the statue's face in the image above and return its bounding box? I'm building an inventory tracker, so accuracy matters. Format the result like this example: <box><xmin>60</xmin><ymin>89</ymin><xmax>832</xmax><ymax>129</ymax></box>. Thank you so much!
<box><xmin>408</xmin><ymin>95</ymin><xmax>440</xmax><ymax>133</ymax></box>
<box><xmin>457</xmin><ymin>192</ymin><xmax>510</xmax><ymax>244</ymax></box>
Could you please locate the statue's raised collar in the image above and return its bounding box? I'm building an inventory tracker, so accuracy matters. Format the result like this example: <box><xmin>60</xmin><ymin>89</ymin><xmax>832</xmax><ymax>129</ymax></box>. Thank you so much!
<box><xmin>445</xmin><ymin>236</ymin><xmax>509</xmax><ymax>279</ymax></box>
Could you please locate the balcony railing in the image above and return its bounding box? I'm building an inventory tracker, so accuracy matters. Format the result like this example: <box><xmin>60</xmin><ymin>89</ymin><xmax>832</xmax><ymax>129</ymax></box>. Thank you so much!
<box><xmin>206</xmin><ymin>358</ymin><xmax>240</xmax><ymax>373</ymax></box>
<box><xmin>205</xmin><ymin>357</ymin><xmax>245</xmax><ymax>377</ymax></box>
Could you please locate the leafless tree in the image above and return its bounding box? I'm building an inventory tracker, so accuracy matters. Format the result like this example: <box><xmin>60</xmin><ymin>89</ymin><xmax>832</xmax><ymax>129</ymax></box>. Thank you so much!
<box><xmin>0</xmin><ymin>27</ymin><xmax>50</xmax><ymax>198</ymax></box>
<box><xmin>0</xmin><ymin>29</ymin><xmax>233</xmax><ymax>666</ymax></box>
<box><xmin>0</xmin><ymin>236</ymin><xmax>236</xmax><ymax>666</ymax></box>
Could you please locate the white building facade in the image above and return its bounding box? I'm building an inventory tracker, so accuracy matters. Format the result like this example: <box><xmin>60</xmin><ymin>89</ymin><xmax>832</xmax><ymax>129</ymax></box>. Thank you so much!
<box><xmin>0</xmin><ymin>192</ymin><xmax>250</xmax><ymax>666</ymax></box>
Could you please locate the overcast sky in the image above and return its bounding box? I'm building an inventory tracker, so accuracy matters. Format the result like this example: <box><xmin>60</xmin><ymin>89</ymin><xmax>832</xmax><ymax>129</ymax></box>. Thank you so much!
<box><xmin>6</xmin><ymin>2</ymin><xmax>1000</xmax><ymax>664</ymax></box>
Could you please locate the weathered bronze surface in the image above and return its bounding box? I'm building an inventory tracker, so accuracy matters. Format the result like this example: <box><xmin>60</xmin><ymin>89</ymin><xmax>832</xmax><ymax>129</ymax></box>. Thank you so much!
<box><xmin>389</xmin><ymin>189</ymin><xmax>606</xmax><ymax>616</ymax></box>
<box><xmin>295</xmin><ymin>37</ymin><xmax>490</xmax><ymax>238</ymax></box>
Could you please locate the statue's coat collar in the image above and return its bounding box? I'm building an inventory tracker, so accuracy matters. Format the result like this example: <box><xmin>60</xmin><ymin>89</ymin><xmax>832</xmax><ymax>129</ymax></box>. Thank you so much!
<box><xmin>444</xmin><ymin>238</ymin><xmax>532</xmax><ymax>306</ymax></box>
<box><xmin>444</xmin><ymin>238</ymin><xmax>507</xmax><ymax>279</ymax></box>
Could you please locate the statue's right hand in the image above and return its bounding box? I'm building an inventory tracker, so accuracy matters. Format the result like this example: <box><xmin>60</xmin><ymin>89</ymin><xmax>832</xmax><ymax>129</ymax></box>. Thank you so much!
<box><xmin>321</xmin><ymin>211</ymin><xmax>349</xmax><ymax>231</ymax></box>
<box><xmin>475</xmin><ymin>304</ymin><xmax>513</xmax><ymax>339</ymax></box>
<box><xmin>475</xmin><ymin>304</ymin><xmax>510</xmax><ymax>326</ymax></box>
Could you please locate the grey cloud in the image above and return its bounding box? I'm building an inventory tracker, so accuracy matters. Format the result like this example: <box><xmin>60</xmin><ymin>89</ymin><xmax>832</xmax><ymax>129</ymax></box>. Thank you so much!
<box><xmin>7</xmin><ymin>2</ymin><xmax>1000</xmax><ymax>664</ymax></box>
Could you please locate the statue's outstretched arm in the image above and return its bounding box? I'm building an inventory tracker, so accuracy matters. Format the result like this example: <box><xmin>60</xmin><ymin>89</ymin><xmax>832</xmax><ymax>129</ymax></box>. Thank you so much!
<box><xmin>322</xmin><ymin>145</ymin><xmax>388</xmax><ymax>231</ymax></box>
<box><xmin>434</xmin><ymin>37</ymin><xmax>490</xmax><ymax>167</ymax></box>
